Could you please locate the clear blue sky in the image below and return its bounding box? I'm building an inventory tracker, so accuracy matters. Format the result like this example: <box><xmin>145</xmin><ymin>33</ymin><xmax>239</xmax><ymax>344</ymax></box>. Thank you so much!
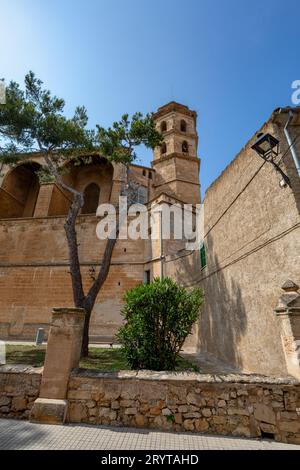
<box><xmin>1</xmin><ymin>0</ymin><xmax>300</xmax><ymax>194</ymax></box>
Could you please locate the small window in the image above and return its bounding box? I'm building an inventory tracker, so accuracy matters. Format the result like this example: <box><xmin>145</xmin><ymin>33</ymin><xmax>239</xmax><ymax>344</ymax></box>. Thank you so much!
<box><xmin>144</xmin><ymin>270</ymin><xmax>151</xmax><ymax>284</ymax></box>
<box><xmin>180</xmin><ymin>120</ymin><xmax>187</xmax><ymax>132</ymax></box>
<box><xmin>148</xmin><ymin>172</ymin><xmax>152</xmax><ymax>179</ymax></box>
<box><xmin>142</xmin><ymin>169</ymin><xmax>146</xmax><ymax>176</ymax></box>
<box><xmin>161</xmin><ymin>121</ymin><xmax>167</xmax><ymax>132</ymax></box>
<box><xmin>161</xmin><ymin>142</ymin><xmax>167</xmax><ymax>155</ymax></box>
<box><xmin>182</xmin><ymin>141</ymin><xmax>188</xmax><ymax>153</ymax></box>
<box><xmin>200</xmin><ymin>244</ymin><xmax>207</xmax><ymax>269</ymax></box>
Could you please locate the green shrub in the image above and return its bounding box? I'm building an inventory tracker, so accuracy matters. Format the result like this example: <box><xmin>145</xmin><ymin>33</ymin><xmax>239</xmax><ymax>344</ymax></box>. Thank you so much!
<box><xmin>117</xmin><ymin>277</ymin><xmax>204</xmax><ymax>371</ymax></box>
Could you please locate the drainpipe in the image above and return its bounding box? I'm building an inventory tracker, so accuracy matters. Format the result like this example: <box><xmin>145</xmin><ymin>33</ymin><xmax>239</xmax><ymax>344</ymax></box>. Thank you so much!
<box><xmin>283</xmin><ymin>110</ymin><xmax>300</xmax><ymax>177</ymax></box>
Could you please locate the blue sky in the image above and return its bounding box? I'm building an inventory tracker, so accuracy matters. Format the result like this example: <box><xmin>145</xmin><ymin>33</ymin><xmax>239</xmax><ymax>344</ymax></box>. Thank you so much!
<box><xmin>1</xmin><ymin>0</ymin><xmax>300</xmax><ymax>194</ymax></box>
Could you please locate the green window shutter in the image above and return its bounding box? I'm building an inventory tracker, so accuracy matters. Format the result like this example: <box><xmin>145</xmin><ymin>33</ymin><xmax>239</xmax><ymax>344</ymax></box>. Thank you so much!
<box><xmin>200</xmin><ymin>244</ymin><xmax>206</xmax><ymax>269</ymax></box>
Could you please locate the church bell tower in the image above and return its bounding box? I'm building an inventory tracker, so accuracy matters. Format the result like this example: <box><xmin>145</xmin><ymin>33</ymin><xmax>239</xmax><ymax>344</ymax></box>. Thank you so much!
<box><xmin>152</xmin><ymin>102</ymin><xmax>201</xmax><ymax>204</ymax></box>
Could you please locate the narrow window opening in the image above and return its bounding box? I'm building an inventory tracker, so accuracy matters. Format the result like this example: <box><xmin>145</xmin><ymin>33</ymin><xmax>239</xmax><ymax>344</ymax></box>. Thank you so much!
<box><xmin>161</xmin><ymin>121</ymin><xmax>167</xmax><ymax>132</ymax></box>
<box><xmin>180</xmin><ymin>120</ymin><xmax>187</xmax><ymax>132</ymax></box>
<box><xmin>182</xmin><ymin>141</ymin><xmax>189</xmax><ymax>154</ymax></box>
<box><xmin>144</xmin><ymin>270</ymin><xmax>151</xmax><ymax>284</ymax></box>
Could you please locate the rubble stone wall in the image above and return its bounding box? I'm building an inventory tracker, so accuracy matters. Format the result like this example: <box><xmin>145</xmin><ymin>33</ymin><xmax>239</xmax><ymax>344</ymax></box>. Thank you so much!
<box><xmin>0</xmin><ymin>366</ymin><xmax>42</xmax><ymax>419</ymax></box>
<box><xmin>1</xmin><ymin>366</ymin><xmax>299</xmax><ymax>444</ymax></box>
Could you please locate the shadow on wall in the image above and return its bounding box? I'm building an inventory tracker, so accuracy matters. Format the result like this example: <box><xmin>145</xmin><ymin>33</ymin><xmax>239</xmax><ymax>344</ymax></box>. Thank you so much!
<box><xmin>199</xmin><ymin>234</ymin><xmax>247</xmax><ymax>370</ymax></box>
<box><xmin>170</xmin><ymin>235</ymin><xmax>248</xmax><ymax>371</ymax></box>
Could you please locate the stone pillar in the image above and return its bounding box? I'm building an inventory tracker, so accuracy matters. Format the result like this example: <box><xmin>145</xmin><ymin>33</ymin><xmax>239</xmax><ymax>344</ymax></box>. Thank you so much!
<box><xmin>275</xmin><ymin>280</ymin><xmax>300</xmax><ymax>379</ymax></box>
<box><xmin>110</xmin><ymin>163</ymin><xmax>126</xmax><ymax>205</ymax></box>
<box><xmin>30</xmin><ymin>307</ymin><xmax>85</xmax><ymax>424</ymax></box>
<box><xmin>33</xmin><ymin>183</ymin><xmax>55</xmax><ymax>217</ymax></box>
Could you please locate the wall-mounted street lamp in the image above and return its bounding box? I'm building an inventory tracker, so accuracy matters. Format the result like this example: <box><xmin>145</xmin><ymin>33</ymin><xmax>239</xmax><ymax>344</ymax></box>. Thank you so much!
<box><xmin>251</xmin><ymin>133</ymin><xmax>291</xmax><ymax>187</ymax></box>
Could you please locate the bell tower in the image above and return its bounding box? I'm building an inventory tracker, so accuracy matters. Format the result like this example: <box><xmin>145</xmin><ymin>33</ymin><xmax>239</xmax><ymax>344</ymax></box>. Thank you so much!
<box><xmin>152</xmin><ymin>102</ymin><xmax>201</xmax><ymax>204</ymax></box>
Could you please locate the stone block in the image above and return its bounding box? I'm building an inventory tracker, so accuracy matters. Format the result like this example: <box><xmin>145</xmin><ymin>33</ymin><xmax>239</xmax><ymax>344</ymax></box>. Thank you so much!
<box><xmin>149</xmin><ymin>407</ymin><xmax>161</xmax><ymax>416</ymax></box>
<box><xmin>11</xmin><ymin>396</ymin><xmax>27</xmax><ymax>411</ymax></box>
<box><xmin>68</xmin><ymin>402</ymin><xmax>88</xmax><ymax>422</ymax></box>
<box><xmin>259</xmin><ymin>422</ymin><xmax>276</xmax><ymax>434</ymax></box>
<box><xmin>254</xmin><ymin>404</ymin><xmax>276</xmax><ymax>425</ymax></box>
<box><xmin>30</xmin><ymin>398</ymin><xmax>68</xmax><ymax>424</ymax></box>
<box><xmin>135</xmin><ymin>414</ymin><xmax>147</xmax><ymax>427</ymax></box>
<box><xmin>279</xmin><ymin>421</ymin><xmax>300</xmax><ymax>433</ymax></box>
<box><xmin>0</xmin><ymin>396</ymin><xmax>11</xmax><ymax>407</ymax></box>
<box><xmin>0</xmin><ymin>406</ymin><xmax>10</xmax><ymax>413</ymax></box>
<box><xmin>183</xmin><ymin>419</ymin><xmax>195</xmax><ymax>431</ymax></box>
<box><xmin>228</xmin><ymin>408</ymin><xmax>250</xmax><ymax>417</ymax></box>
<box><xmin>178</xmin><ymin>405</ymin><xmax>188</xmax><ymax>413</ymax></box>
<box><xmin>232</xmin><ymin>425</ymin><xmax>251</xmax><ymax>438</ymax></box>
<box><xmin>184</xmin><ymin>412</ymin><xmax>201</xmax><ymax>419</ymax></box>
<box><xmin>218</xmin><ymin>400</ymin><xmax>226</xmax><ymax>408</ymax></box>
<box><xmin>202</xmin><ymin>408</ymin><xmax>212</xmax><ymax>417</ymax></box>
<box><xmin>125</xmin><ymin>408</ymin><xmax>138</xmax><ymax>415</ymax></box>
<box><xmin>195</xmin><ymin>419</ymin><xmax>209</xmax><ymax>432</ymax></box>
<box><xmin>111</xmin><ymin>401</ymin><xmax>120</xmax><ymax>410</ymax></box>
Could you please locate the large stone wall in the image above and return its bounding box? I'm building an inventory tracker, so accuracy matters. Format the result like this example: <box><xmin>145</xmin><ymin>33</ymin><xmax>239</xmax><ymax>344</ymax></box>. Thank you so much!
<box><xmin>0</xmin><ymin>366</ymin><xmax>41</xmax><ymax>419</ymax></box>
<box><xmin>198</xmin><ymin>110</ymin><xmax>300</xmax><ymax>376</ymax></box>
<box><xmin>1</xmin><ymin>366</ymin><xmax>299</xmax><ymax>444</ymax></box>
<box><xmin>66</xmin><ymin>370</ymin><xmax>300</xmax><ymax>444</ymax></box>
<box><xmin>0</xmin><ymin>216</ymin><xmax>145</xmax><ymax>341</ymax></box>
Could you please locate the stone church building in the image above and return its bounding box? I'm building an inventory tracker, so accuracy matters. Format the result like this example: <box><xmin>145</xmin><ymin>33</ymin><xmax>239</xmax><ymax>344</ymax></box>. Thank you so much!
<box><xmin>0</xmin><ymin>102</ymin><xmax>299</xmax><ymax>378</ymax></box>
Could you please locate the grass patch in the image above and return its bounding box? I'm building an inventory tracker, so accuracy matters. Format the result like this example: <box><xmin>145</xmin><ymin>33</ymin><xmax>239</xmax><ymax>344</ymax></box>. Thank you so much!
<box><xmin>6</xmin><ymin>344</ymin><xmax>46</xmax><ymax>367</ymax></box>
<box><xmin>4</xmin><ymin>345</ymin><xmax>199</xmax><ymax>372</ymax></box>
<box><xmin>80</xmin><ymin>347</ymin><xmax>126</xmax><ymax>371</ymax></box>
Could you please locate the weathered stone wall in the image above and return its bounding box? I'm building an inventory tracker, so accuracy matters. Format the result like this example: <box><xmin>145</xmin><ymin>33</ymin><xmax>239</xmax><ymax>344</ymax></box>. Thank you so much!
<box><xmin>1</xmin><ymin>366</ymin><xmax>299</xmax><ymax>444</ymax></box>
<box><xmin>0</xmin><ymin>366</ymin><xmax>42</xmax><ymax>419</ymax></box>
<box><xmin>197</xmin><ymin>110</ymin><xmax>300</xmax><ymax>376</ymax></box>
<box><xmin>67</xmin><ymin>370</ymin><xmax>300</xmax><ymax>445</ymax></box>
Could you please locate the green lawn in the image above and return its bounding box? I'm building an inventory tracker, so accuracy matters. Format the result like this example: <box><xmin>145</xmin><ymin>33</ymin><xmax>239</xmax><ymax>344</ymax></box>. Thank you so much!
<box><xmin>4</xmin><ymin>345</ymin><xmax>199</xmax><ymax>372</ymax></box>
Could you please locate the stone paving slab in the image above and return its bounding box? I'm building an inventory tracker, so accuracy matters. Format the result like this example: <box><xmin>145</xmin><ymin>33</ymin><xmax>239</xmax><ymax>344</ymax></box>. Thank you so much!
<box><xmin>0</xmin><ymin>418</ymin><xmax>300</xmax><ymax>450</ymax></box>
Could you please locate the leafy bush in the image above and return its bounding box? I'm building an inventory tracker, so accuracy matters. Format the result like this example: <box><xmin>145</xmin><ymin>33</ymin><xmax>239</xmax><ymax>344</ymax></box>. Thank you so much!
<box><xmin>117</xmin><ymin>277</ymin><xmax>204</xmax><ymax>371</ymax></box>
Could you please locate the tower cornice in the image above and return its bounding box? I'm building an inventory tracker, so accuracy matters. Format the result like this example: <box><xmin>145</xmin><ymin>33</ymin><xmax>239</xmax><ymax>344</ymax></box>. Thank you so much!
<box><xmin>151</xmin><ymin>152</ymin><xmax>200</xmax><ymax>167</ymax></box>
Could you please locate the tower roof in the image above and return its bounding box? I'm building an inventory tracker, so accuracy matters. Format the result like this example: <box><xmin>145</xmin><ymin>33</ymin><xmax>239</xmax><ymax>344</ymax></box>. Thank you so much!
<box><xmin>153</xmin><ymin>101</ymin><xmax>197</xmax><ymax>122</ymax></box>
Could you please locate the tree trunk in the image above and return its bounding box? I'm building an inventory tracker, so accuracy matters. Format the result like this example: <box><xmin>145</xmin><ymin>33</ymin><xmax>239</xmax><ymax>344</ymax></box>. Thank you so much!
<box><xmin>81</xmin><ymin>308</ymin><xmax>92</xmax><ymax>357</ymax></box>
<box><xmin>64</xmin><ymin>193</ymin><xmax>85</xmax><ymax>307</ymax></box>
<box><xmin>62</xmin><ymin>176</ymin><xmax>125</xmax><ymax>358</ymax></box>
<box><xmin>80</xmin><ymin>236</ymin><xmax>118</xmax><ymax>357</ymax></box>
<box><xmin>63</xmin><ymin>189</ymin><xmax>121</xmax><ymax>357</ymax></box>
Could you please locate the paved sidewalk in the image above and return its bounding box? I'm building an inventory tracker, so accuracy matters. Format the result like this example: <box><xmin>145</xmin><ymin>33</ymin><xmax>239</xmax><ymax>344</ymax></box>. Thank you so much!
<box><xmin>0</xmin><ymin>419</ymin><xmax>299</xmax><ymax>450</ymax></box>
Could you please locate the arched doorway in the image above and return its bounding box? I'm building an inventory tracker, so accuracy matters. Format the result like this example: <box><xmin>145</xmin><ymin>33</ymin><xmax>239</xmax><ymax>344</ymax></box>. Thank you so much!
<box><xmin>0</xmin><ymin>162</ymin><xmax>41</xmax><ymax>218</ymax></box>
